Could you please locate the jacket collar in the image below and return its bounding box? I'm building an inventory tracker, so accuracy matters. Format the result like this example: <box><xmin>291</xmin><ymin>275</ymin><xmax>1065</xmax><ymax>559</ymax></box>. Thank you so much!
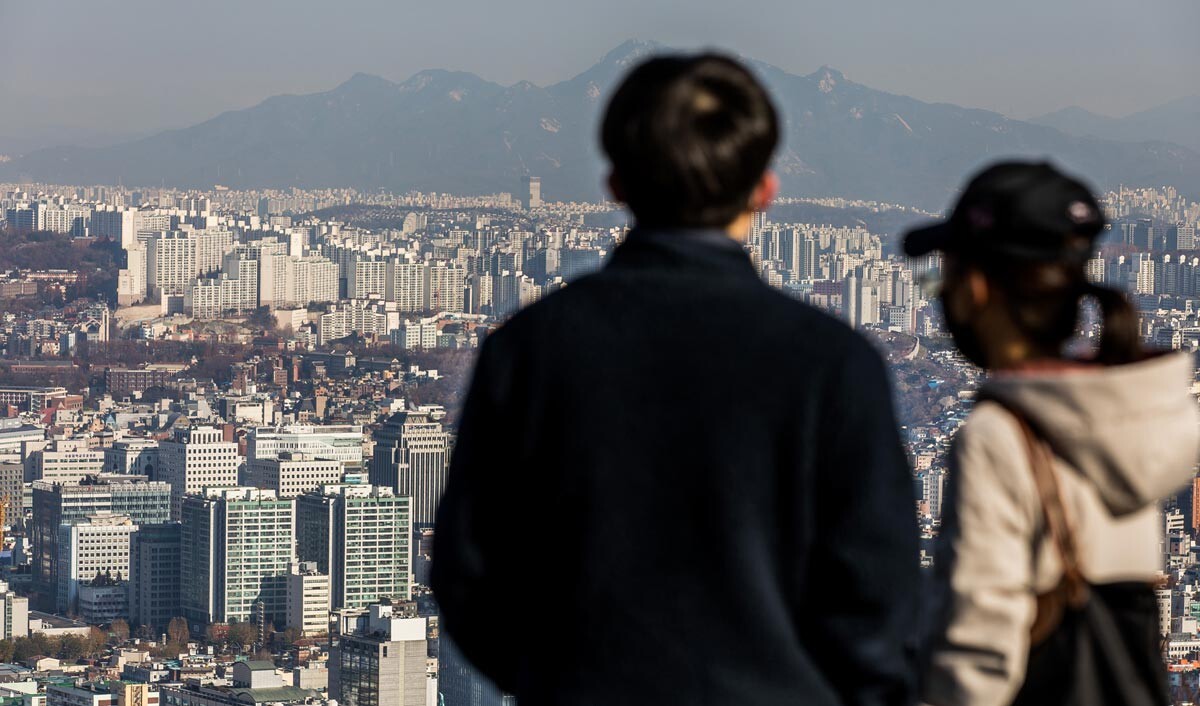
<box><xmin>606</xmin><ymin>226</ymin><xmax>759</xmax><ymax>279</ymax></box>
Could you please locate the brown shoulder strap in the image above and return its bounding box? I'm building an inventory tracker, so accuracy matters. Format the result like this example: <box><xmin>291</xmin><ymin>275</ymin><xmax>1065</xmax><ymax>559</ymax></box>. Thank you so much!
<box><xmin>1007</xmin><ymin>408</ymin><xmax>1089</xmax><ymax>607</ymax></box>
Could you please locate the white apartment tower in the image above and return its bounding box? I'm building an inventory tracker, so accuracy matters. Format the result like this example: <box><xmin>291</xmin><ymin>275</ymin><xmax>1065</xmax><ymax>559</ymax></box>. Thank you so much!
<box><xmin>147</xmin><ymin>233</ymin><xmax>197</xmax><ymax>298</ymax></box>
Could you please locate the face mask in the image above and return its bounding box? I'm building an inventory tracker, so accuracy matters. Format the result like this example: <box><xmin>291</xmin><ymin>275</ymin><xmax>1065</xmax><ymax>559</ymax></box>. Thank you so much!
<box><xmin>941</xmin><ymin>294</ymin><xmax>989</xmax><ymax>369</ymax></box>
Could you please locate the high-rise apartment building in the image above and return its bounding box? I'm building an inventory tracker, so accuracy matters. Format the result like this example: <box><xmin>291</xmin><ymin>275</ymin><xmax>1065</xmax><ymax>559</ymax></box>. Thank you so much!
<box><xmin>147</xmin><ymin>232</ymin><xmax>197</xmax><ymax>298</ymax></box>
<box><xmin>180</xmin><ymin>487</ymin><xmax>295</xmax><ymax>627</ymax></box>
<box><xmin>428</xmin><ymin>263</ymin><xmax>466</xmax><ymax>312</ymax></box>
<box><xmin>350</xmin><ymin>256</ymin><xmax>388</xmax><ymax>300</ymax></box>
<box><xmin>158</xmin><ymin>426</ymin><xmax>240</xmax><ymax>520</ymax></box>
<box><xmin>194</xmin><ymin>228</ymin><xmax>235</xmax><ymax>277</ymax></box>
<box><xmin>90</xmin><ymin>206</ymin><xmax>139</xmax><ymax>249</ymax></box>
<box><xmin>525</xmin><ymin>176</ymin><xmax>542</xmax><ymax>209</ymax></box>
<box><xmin>297</xmin><ymin>485</ymin><xmax>411</xmax><ymax>610</ymax></box>
<box><xmin>291</xmin><ymin>256</ymin><xmax>339</xmax><ymax>306</ymax></box>
<box><xmin>389</xmin><ymin>261</ymin><xmax>429</xmax><ymax>312</ymax></box>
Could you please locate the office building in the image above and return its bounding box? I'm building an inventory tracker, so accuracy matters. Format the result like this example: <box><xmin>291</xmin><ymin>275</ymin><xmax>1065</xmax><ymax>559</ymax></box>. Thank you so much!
<box><xmin>246</xmin><ymin>424</ymin><xmax>364</xmax><ymax>469</ymax></box>
<box><xmin>439</xmin><ymin>636</ymin><xmax>516</xmax><ymax>706</ymax></box>
<box><xmin>369</xmin><ymin>410</ymin><xmax>450</xmax><ymax>528</ymax></box>
<box><xmin>297</xmin><ymin>485</ymin><xmax>411</xmax><ymax>610</ymax></box>
<box><xmin>104</xmin><ymin>439</ymin><xmax>160</xmax><ymax>477</ymax></box>
<box><xmin>25</xmin><ymin>439</ymin><xmax>104</xmax><ymax>484</ymax></box>
<box><xmin>0</xmin><ymin>581</ymin><xmax>28</xmax><ymax>639</ymax></box>
<box><xmin>180</xmin><ymin>488</ymin><xmax>295</xmax><ymax>627</ymax></box>
<box><xmin>330</xmin><ymin>604</ymin><xmax>428</xmax><ymax>706</ymax></box>
<box><xmin>244</xmin><ymin>452</ymin><xmax>343</xmax><ymax>498</ymax></box>
<box><xmin>129</xmin><ymin>523</ymin><xmax>182</xmax><ymax>632</ymax></box>
<box><xmin>286</xmin><ymin>562</ymin><xmax>330</xmax><ymax>637</ymax></box>
<box><xmin>57</xmin><ymin>513</ymin><xmax>137</xmax><ymax>614</ymax></box>
<box><xmin>105</xmin><ymin>368</ymin><xmax>173</xmax><ymax>397</ymax></box>
<box><xmin>32</xmin><ymin>478</ymin><xmax>171</xmax><ymax>610</ymax></box>
<box><xmin>158</xmin><ymin>426</ymin><xmax>240</xmax><ymax>520</ymax></box>
<box><xmin>0</xmin><ymin>386</ymin><xmax>68</xmax><ymax>413</ymax></box>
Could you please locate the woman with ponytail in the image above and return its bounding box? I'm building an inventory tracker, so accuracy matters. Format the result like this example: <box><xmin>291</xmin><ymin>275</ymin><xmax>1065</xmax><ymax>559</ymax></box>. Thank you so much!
<box><xmin>909</xmin><ymin>162</ymin><xmax>1200</xmax><ymax>706</ymax></box>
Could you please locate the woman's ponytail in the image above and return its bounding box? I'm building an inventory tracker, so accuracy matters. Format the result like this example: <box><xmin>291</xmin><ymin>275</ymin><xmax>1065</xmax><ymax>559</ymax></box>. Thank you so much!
<box><xmin>1085</xmin><ymin>282</ymin><xmax>1141</xmax><ymax>365</ymax></box>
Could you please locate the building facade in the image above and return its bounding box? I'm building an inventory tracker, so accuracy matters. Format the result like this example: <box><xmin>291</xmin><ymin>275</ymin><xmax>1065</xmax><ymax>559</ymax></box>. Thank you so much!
<box><xmin>297</xmin><ymin>485</ymin><xmax>411</xmax><ymax>610</ymax></box>
<box><xmin>181</xmin><ymin>488</ymin><xmax>295</xmax><ymax>628</ymax></box>
<box><xmin>158</xmin><ymin>427</ymin><xmax>239</xmax><ymax>520</ymax></box>
<box><xmin>129</xmin><ymin>523</ymin><xmax>182</xmax><ymax>631</ymax></box>
<box><xmin>369</xmin><ymin>410</ymin><xmax>449</xmax><ymax>529</ymax></box>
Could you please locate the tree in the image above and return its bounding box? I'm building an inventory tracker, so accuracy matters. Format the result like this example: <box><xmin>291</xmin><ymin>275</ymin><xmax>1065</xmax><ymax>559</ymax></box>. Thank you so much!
<box><xmin>135</xmin><ymin>624</ymin><xmax>155</xmax><ymax>641</ymax></box>
<box><xmin>228</xmin><ymin>622</ymin><xmax>257</xmax><ymax>650</ymax></box>
<box><xmin>205</xmin><ymin>623</ymin><xmax>229</xmax><ymax>647</ymax></box>
<box><xmin>277</xmin><ymin>627</ymin><xmax>303</xmax><ymax>647</ymax></box>
<box><xmin>109</xmin><ymin>620</ymin><xmax>130</xmax><ymax>645</ymax></box>
<box><xmin>0</xmin><ymin>639</ymin><xmax>14</xmax><ymax>663</ymax></box>
<box><xmin>167</xmin><ymin>617</ymin><xmax>189</xmax><ymax>646</ymax></box>
<box><xmin>11</xmin><ymin>637</ymin><xmax>37</xmax><ymax>662</ymax></box>
<box><xmin>58</xmin><ymin>635</ymin><xmax>85</xmax><ymax>661</ymax></box>
<box><xmin>84</xmin><ymin>627</ymin><xmax>106</xmax><ymax>657</ymax></box>
<box><xmin>246</xmin><ymin>306</ymin><xmax>278</xmax><ymax>333</ymax></box>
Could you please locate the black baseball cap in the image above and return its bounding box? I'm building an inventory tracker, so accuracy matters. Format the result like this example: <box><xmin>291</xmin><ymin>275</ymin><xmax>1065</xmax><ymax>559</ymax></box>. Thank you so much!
<box><xmin>903</xmin><ymin>161</ymin><xmax>1105</xmax><ymax>262</ymax></box>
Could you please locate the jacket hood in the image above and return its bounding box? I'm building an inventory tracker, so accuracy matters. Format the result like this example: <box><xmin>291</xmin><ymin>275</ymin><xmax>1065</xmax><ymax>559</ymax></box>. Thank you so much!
<box><xmin>982</xmin><ymin>352</ymin><xmax>1200</xmax><ymax>516</ymax></box>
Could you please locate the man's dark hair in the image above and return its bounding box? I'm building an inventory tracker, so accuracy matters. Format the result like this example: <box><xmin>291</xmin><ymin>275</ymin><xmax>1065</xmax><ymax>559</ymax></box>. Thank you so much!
<box><xmin>601</xmin><ymin>53</ymin><xmax>780</xmax><ymax>229</ymax></box>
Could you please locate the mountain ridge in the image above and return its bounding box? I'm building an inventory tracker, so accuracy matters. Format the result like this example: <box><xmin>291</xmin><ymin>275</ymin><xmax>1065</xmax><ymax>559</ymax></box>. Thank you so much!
<box><xmin>1030</xmin><ymin>97</ymin><xmax>1200</xmax><ymax>152</ymax></box>
<box><xmin>2</xmin><ymin>41</ymin><xmax>1198</xmax><ymax>210</ymax></box>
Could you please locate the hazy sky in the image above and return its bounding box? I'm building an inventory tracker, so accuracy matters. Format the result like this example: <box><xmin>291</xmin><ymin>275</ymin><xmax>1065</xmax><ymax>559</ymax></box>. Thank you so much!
<box><xmin>1</xmin><ymin>0</ymin><xmax>1197</xmax><ymax>146</ymax></box>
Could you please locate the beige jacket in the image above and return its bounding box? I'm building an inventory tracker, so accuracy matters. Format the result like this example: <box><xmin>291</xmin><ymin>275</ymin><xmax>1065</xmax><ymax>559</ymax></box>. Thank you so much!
<box><xmin>921</xmin><ymin>353</ymin><xmax>1200</xmax><ymax>706</ymax></box>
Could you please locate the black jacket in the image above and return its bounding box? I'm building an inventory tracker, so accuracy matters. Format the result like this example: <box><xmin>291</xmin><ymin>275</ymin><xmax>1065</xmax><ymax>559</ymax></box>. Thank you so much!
<box><xmin>433</xmin><ymin>227</ymin><xmax>920</xmax><ymax>706</ymax></box>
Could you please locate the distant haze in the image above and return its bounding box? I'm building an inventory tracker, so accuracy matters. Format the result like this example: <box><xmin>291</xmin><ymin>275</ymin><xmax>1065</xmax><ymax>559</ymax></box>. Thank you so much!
<box><xmin>0</xmin><ymin>0</ymin><xmax>1197</xmax><ymax>151</ymax></box>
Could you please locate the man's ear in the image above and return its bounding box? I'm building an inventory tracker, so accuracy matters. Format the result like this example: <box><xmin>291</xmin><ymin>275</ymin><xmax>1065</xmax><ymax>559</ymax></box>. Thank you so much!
<box><xmin>607</xmin><ymin>172</ymin><xmax>626</xmax><ymax>204</ymax></box>
<box><xmin>750</xmin><ymin>171</ymin><xmax>778</xmax><ymax>212</ymax></box>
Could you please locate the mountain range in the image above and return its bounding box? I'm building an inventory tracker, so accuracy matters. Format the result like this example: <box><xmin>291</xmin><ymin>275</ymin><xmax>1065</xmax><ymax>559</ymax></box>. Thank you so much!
<box><xmin>1030</xmin><ymin>97</ymin><xmax>1200</xmax><ymax>154</ymax></box>
<box><xmin>2</xmin><ymin>40</ymin><xmax>1197</xmax><ymax>211</ymax></box>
